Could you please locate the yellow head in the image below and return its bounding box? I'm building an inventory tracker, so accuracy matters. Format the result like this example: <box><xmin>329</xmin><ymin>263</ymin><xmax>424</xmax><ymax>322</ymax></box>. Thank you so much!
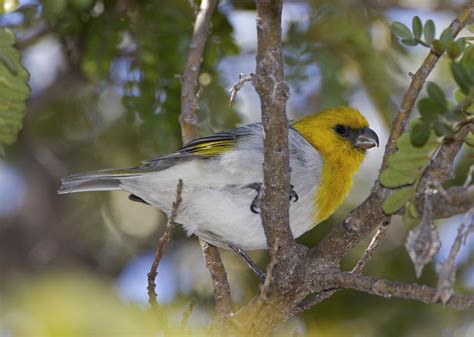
<box><xmin>292</xmin><ymin>106</ymin><xmax>379</xmax><ymax>223</ymax></box>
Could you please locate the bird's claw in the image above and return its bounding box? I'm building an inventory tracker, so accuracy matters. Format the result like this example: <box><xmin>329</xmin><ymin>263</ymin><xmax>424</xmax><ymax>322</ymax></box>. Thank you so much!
<box><xmin>247</xmin><ymin>183</ymin><xmax>298</xmax><ymax>214</ymax></box>
<box><xmin>247</xmin><ymin>182</ymin><xmax>263</xmax><ymax>214</ymax></box>
<box><xmin>290</xmin><ymin>184</ymin><xmax>299</xmax><ymax>202</ymax></box>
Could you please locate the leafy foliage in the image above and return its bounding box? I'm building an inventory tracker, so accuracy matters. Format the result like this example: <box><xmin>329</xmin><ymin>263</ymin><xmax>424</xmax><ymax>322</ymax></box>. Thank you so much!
<box><xmin>383</xmin><ymin>18</ymin><xmax>474</xmax><ymax>218</ymax></box>
<box><xmin>0</xmin><ymin>28</ymin><xmax>30</xmax><ymax>156</ymax></box>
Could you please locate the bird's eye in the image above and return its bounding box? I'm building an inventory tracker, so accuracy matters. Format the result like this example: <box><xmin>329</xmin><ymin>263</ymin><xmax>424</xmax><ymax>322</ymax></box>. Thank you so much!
<box><xmin>335</xmin><ymin>125</ymin><xmax>346</xmax><ymax>135</ymax></box>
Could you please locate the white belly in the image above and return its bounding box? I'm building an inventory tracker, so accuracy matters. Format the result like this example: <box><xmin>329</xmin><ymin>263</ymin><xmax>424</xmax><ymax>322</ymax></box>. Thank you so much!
<box><xmin>120</xmin><ymin>164</ymin><xmax>318</xmax><ymax>250</ymax></box>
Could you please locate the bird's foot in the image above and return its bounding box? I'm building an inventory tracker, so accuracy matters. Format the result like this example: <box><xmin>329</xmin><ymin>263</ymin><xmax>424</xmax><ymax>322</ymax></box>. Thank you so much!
<box><xmin>247</xmin><ymin>183</ymin><xmax>263</xmax><ymax>214</ymax></box>
<box><xmin>229</xmin><ymin>244</ymin><xmax>266</xmax><ymax>282</ymax></box>
<box><xmin>247</xmin><ymin>183</ymin><xmax>299</xmax><ymax>214</ymax></box>
<box><xmin>290</xmin><ymin>184</ymin><xmax>299</xmax><ymax>202</ymax></box>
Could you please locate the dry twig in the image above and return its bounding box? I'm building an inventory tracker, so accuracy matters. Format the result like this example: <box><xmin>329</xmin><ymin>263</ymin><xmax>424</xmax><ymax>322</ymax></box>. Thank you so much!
<box><xmin>351</xmin><ymin>219</ymin><xmax>391</xmax><ymax>274</ymax></box>
<box><xmin>180</xmin><ymin>297</ymin><xmax>197</xmax><ymax>329</ymax></box>
<box><xmin>147</xmin><ymin>179</ymin><xmax>183</xmax><ymax>308</ymax></box>
<box><xmin>307</xmin><ymin>270</ymin><xmax>474</xmax><ymax>310</ymax></box>
<box><xmin>228</xmin><ymin>73</ymin><xmax>255</xmax><ymax>109</ymax></box>
<box><xmin>436</xmin><ymin>209</ymin><xmax>474</xmax><ymax>304</ymax></box>
<box><xmin>179</xmin><ymin>0</ymin><xmax>233</xmax><ymax>319</ymax></box>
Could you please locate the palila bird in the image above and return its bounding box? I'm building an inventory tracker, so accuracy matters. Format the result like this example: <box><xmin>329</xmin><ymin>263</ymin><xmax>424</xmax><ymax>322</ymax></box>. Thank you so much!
<box><xmin>59</xmin><ymin>106</ymin><xmax>379</xmax><ymax>277</ymax></box>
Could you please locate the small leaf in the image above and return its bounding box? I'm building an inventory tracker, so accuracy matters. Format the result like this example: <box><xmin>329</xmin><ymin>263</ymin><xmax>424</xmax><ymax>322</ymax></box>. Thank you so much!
<box><xmin>426</xmin><ymin>82</ymin><xmax>447</xmax><ymax>109</ymax></box>
<box><xmin>382</xmin><ymin>186</ymin><xmax>415</xmax><ymax>214</ymax></box>
<box><xmin>460</xmin><ymin>44</ymin><xmax>474</xmax><ymax>66</ymax></box>
<box><xmin>401</xmin><ymin>39</ymin><xmax>418</xmax><ymax>46</ymax></box>
<box><xmin>418</xmin><ymin>97</ymin><xmax>441</xmax><ymax>122</ymax></box>
<box><xmin>412</xmin><ymin>16</ymin><xmax>422</xmax><ymax>40</ymax></box>
<box><xmin>439</xmin><ymin>28</ymin><xmax>454</xmax><ymax>50</ymax></box>
<box><xmin>396</xmin><ymin>131</ymin><xmax>439</xmax><ymax>153</ymax></box>
<box><xmin>391</xmin><ymin>21</ymin><xmax>414</xmax><ymax>40</ymax></box>
<box><xmin>451</xmin><ymin>62</ymin><xmax>473</xmax><ymax>93</ymax></box>
<box><xmin>408</xmin><ymin>202</ymin><xmax>419</xmax><ymax>219</ymax></box>
<box><xmin>411</xmin><ymin>122</ymin><xmax>431</xmax><ymax>147</ymax></box>
<box><xmin>423</xmin><ymin>19</ymin><xmax>435</xmax><ymax>45</ymax></box>
<box><xmin>464</xmin><ymin>132</ymin><xmax>474</xmax><ymax>147</ymax></box>
<box><xmin>0</xmin><ymin>27</ymin><xmax>30</xmax><ymax>156</ymax></box>
<box><xmin>447</xmin><ymin>39</ymin><xmax>465</xmax><ymax>59</ymax></box>
<box><xmin>432</xmin><ymin>40</ymin><xmax>445</xmax><ymax>54</ymax></box>
<box><xmin>388</xmin><ymin>151</ymin><xmax>430</xmax><ymax>173</ymax></box>
<box><xmin>433</xmin><ymin>121</ymin><xmax>454</xmax><ymax>138</ymax></box>
<box><xmin>379</xmin><ymin>168</ymin><xmax>419</xmax><ymax>188</ymax></box>
<box><xmin>454</xmin><ymin>89</ymin><xmax>465</xmax><ymax>104</ymax></box>
<box><xmin>445</xmin><ymin>109</ymin><xmax>465</xmax><ymax>122</ymax></box>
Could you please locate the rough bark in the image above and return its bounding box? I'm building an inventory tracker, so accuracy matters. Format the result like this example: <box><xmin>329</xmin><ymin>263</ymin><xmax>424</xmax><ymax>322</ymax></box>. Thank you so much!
<box><xmin>179</xmin><ymin>0</ymin><xmax>233</xmax><ymax>319</ymax></box>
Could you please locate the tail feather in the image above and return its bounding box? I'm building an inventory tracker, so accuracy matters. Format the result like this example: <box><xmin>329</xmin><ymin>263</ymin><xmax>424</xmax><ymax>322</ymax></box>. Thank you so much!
<box><xmin>58</xmin><ymin>168</ymin><xmax>142</xmax><ymax>194</ymax></box>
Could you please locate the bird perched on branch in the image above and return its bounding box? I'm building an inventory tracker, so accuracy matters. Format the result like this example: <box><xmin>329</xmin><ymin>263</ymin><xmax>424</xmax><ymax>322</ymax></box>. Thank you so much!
<box><xmin>59</xmin><ymin>106</ymin><xmax>378</xmax><ymax>277</ymax></box>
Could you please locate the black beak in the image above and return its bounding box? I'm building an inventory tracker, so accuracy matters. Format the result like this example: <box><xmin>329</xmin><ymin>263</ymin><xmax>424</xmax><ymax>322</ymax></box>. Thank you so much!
<box><xmin>354</xmin><ymin>127</ymin><xmax>379</xmax><ymax>150</ymax></box>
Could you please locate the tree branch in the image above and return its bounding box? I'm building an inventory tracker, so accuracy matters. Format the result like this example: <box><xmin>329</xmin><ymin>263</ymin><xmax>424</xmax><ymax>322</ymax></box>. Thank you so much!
<box><xmin>147</xmin><ymin>180</ymin><xmax>183</xmax><ymax>309</ymax></box>
<box><xmin>308</xmin><ymin>271</ymin><xmax>474</xmax><ymax>310</ymax></box>
<box><xmin>254</xmin><ymin>0</ymin><xmax>295</xmax><ymax>264</ymax></box>
<box><xmin>179</xmin><ymin>0</ymin><xmax>233</xmax><ymax>318</ymax></box>
<box><xmin>180</xmin><ymin>0</ymin><xmax>218</xmax><ymax>142</ymax></box>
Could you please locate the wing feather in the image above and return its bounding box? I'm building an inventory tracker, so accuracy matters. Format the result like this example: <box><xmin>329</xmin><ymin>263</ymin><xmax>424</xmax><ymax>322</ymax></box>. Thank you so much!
<box><xmin>143</xmin><ymin>124</ymin><xmax>260</xmax><ymax>169</ymax></box>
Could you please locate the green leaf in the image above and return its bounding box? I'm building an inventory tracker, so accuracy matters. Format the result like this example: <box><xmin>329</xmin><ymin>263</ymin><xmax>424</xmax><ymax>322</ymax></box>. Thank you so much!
<box><xmin>396</xmin><ymin>131</ymin><xmax>439</xmax><ymax>154</ymax></box>
<box><xmin>410</xmin><ymin>122</ymin><xmax>431</xmax><ymax>147</ymax></box>
<box><xmin>433</xmin><ymin>121</ymin><xmax>454</xmax><ymax>138</ymax></box>
<box><xmin>408</xmin><ymin>202</ymin><xmax>419</xmax><ymax>219</ymax></box>
<box><xmin>447</xmin><ymin>38</ymin><xmax>465</xmax><ymax>59</ymax></box>
<box><xmin>401</xmin><ymin>39</ymin><xmax>418</xmax><ymax>46</ymax></box>
<box><xmin>412</xmin><ymin>16</ymin><xmax>422</xmax><ymax>40</ymax></box>
<box><xmin>426</xmin><ymin>82</ymin><xmax>447</xmax><ymax>109</ymax></box>
<box><xmin>391</xmin><ymin>22</ymin><xmax>414</xmax><ymax>40</ymax></box>
<box><xmin>460</xmin><ymin>44</ymin><xmax>474</xmax><ymax>65</ymax></box>
<box><xmin>0</xmin><ymin>28</ymin><xmax>30</xmax><ymax>156</ymax></box>
<box><xmin>432</xmin><ymin>40</ymin><xmax>445</xmax><ymax>54</ymax></box>
<box><xmin>423</xmin><ymin>19</ymin><xmax>435</xmax><ymax>45</ymax></box>
<box><xmin>383</xmin><ymin>186</ymin><xmax>415</xmax><ymax>214</ymax></box>
<box><xmin>380</xmin><ymin>168</ymin><xmax>419</xmax><ymax>188</ymax></box>
<box><xmin>451</xmin><ymin>62</ymin><xmax>473</xmax><ymax>93</ymax></box>
<box><xmin>439</xmin><ymin>28</ymin><xmax>454</xmax><ymax>50</ymax></box>
<box><xmin>454</xmin><ymin>89</ymin><xmax>474</xmax><ymax>114</ymax></box>
<box><xmin>418</xmin><ymin>97</ymin><xmax>442</xmax><ymax>122</ymax></box>
<box><xmin>388</xmin><ymin>151</ymin><xmax>431</xmax><ymax>173</ymax></box>
<box><xmin>464</xmin><ymin>132</ymin><xmax>474</xmax><ymax>147</ymax></box>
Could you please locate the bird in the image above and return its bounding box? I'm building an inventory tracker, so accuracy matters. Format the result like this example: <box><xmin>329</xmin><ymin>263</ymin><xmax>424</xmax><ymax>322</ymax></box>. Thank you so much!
<box><xmin>59</xmin><ymin>106</ymin><xmax>378</xmax><ymax>277</ymax></box>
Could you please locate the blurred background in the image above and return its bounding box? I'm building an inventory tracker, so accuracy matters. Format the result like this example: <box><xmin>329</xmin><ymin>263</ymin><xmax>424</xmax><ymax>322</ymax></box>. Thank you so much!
<box><xmin>1</xmin><ymin>0</ymin><xmax>473</xmax><ymax>336</ymax></box>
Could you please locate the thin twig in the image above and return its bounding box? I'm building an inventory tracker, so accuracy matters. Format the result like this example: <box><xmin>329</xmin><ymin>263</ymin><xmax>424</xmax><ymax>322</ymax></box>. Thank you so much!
<box><xmin>180</xmin><ymin>297</ymin><xmax>197</xmax><ymax>329</ymax></box>
<box><xmin>179</xmin><ymin>0</ymin><xmax>233</xmax><ymax>319</ymax></box>
<box><xmin>199</xmin><ymin>240</ymin><xmax>233</xmax><ymax>317</ymax></box>
<box><xmin>436</xmin><ymin>209</ymin><xmax>474</xmax><ymax>303</ymax></box>
<box><xmin>228</xmin><ymin>73</ymin><xmax>255</xmax><ymax>109</ymax></box>
<box><xmin>147</xmin><ymin>179</ymin><xmax>184</xmax><ymax>308</ymax></box>
<box><xmin>260</xmin><ymin>238</ymin><xmax>280</xmax><ymax>301</ymax></box>
<box><xmin>351</xmin><ymin>219</ymin><xmax>391</xmax><ymax>274</ymax></box>
<box><xmin>463</xmin><ymin>165</ymin><xmax>474</xmax><ymax>188</ymax></box>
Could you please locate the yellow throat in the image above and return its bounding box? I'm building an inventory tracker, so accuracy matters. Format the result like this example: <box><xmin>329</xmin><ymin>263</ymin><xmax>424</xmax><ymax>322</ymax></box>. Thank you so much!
<box><xmin>292</xmin><ymin>107</ymin><xmax>368</xmax><ymax>223</ymax></box>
